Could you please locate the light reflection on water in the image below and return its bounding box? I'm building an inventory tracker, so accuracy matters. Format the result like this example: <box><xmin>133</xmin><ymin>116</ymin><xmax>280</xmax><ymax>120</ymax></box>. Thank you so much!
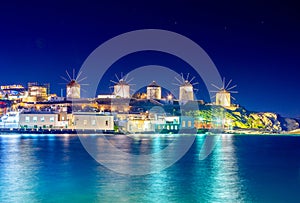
<box><xmin>0</xmin><ymin>134</ymin><xmax>300</xmax><ymax>202</ymax></box>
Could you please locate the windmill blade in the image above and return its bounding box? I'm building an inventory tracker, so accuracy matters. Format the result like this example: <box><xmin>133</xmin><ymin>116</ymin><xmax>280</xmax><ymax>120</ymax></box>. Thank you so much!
<box><xmin>110</xmin><ymin>80</ymin><xmax>118</xmax><ymax>84</ymax></box>
<box><xmin>128</xmin><ymin>83</ymin><xmax>136</xmax><ymax>86</ymax></box>
<box><xmin>227</xmin><ymin>85</ymin><xmax>237</xmax><ymax>91</ymax></box>
<box><xmin>209</xmin><ymin>90</ymin><xmax>220</xmax><ymax>92</ymax></box>
<box><xmin>80</xmin><ymin>84</ymin><xmax>90</xmax><ymax>86</ymax></box>
<box><xmin>225</xmin><ymin>79</ymin><xmax>232</xmax><ymax>90</ymax></box>
<box><xmin>126</xmin><ymin>77</ymin><xmax>134</xmax><ymax>84</ymax></box>
<box><xmin>175</xmin><ymin>76</ymin><xmax>183</xmax><ymax>84</ymax></box>
<box><xmin>73</xmin><ymin>69</ymin><xmax>75</xmax><ymax>80</ymax></box>
<box><xmin>181</xmin><ymin>73</ymin><xmax>185</xmax><ymax>82</ymax></box>
<box><xmin>222</xmin><ymin>77</ymin><xmax>225</xmax><ymax>89</ymax></box>
<box><xmin>211</xmin><ymin>83</ymin><xmax>221</xmax><ymax>90</ymax></box>
<box><xmin>77</xmin><ymin>77</ymin><xmax>87</xmax><ymax>83</ymax></box>
<box><xmin>76</xmin><ymin>71</ymin><xmax>83</xmax><ymax>81</ymax></box>
<box><xmin>124</xmin><ymin>73</ymin><xmax>129</xmax><ymax>81</ymax></box>
<box><xmin>66</xmin><ymin>70</ymin><xmax>72</xmax><ymax>81</ymax></box>
<box><xmin>189</xmin><ymin>76</ymin><xmax>195</xmax><ymax>83</ymax></box>
<box><xmin>210</xmin><ymin>95</ymin><xmax>216</xmax><ymax>99</ymax></box>
<box><xmin>115</xmin><ymin>74</ymin><xmax>120</xmax><ymax>81</ymax></box>
<box><xmin>60</xmin><ymin>76</ymin><xmax>70</xmax><ymax>82</ymax></box>
<box><xmin>58</xmin><ymin>83</ymin><xmax>67</xmax><ymax>85</ymax></box>
<box><xmin>187</xmin><ymin>73</ymin><xmax>190</xmax><ymax>81</ymax></box>
<box><xmin>192</xmin><ymin>82</ymin><xmax>199</xmax><ymax>85</ymax></box>
<box><xmin>231</xmin><ymin>96</ymin><xmax>236</xmax><ymax>100</ymax></box>
<box><xmin>229</xmin><ymin>91</ymin><xmax>238</xmax><ymax>93</ymax></box>
<box><xmin>172</xmin><ymin>82</ymin><xmax>181</xmax><ymax>86</ymax></box>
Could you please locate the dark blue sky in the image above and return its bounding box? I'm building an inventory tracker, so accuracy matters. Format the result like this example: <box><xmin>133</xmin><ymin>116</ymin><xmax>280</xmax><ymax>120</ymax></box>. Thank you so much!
<box><xmin>0</xmin><ymin>0</ymin><xmax>299</xmax><ymax>117</ymax></box>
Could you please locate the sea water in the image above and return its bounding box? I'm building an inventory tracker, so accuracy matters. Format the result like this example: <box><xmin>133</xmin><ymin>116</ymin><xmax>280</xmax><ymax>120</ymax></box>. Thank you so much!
<box><xmin>0</xmin><ymin>134</ymin><xmax>300</xmax><ymax>202</ymax></box>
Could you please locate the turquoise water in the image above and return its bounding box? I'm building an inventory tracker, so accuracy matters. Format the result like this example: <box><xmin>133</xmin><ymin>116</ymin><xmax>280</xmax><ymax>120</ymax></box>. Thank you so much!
<box><xmin>0</xmin><ymin>134</ymin><xmax>300</xmax><ymax>202</ymax></box>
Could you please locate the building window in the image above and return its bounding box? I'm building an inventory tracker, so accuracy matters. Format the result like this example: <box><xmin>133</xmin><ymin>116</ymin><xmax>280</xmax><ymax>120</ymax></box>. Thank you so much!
<box><xmin>61</xmin><ymin>116</ymin><xmax>65</xmax><ymax>121</ymax></box>
<box><xmin>50</xmin><ymin>117</ymin><xmax>54</xmax><ymax>122</ymax></box>
<box><xmin>41</xmin><ymin>117</ymin><xmax>45</xmax><ymax>122</ymax></box>
<box><xmin>33</xmin><ymin>116</ymin><xmax>37</xmax><ymax>122</ymax></box>
<box><xmin>171</xmin><ymin>125</ymin><xmax>173</xmax><ymax>130</ymax></box>
<box><xmin>25</xmin><ymin>116</ymin><xmax>30</xmax><ymax>123</ymax></box>
<box><xmin>105</xmin><ymin>120</ymin><xmax>108</xmax><ymax>126</ymax></box>
<box><xmin>175</xmin><ymin>125</ymin><xmax>178</xmax><ymax>130</ymax></box>
<box><xmin>91</xmin><ymin>120</ymin><xmax>96</xmax><ymax>126</ymax></box>
<box><xmin>188</xmin><ymin>121</ymin><xmax>192</xmax><ymax>127</ymax></box>
<box><xmin>83</xmin><ymin>120</ymin><xmax>87</xmax><ymax>125</ymax></box>
<box><xmin>182</xmin><ymin>121</ymin><xmax>186</xmax><ymax>128</ymax></box>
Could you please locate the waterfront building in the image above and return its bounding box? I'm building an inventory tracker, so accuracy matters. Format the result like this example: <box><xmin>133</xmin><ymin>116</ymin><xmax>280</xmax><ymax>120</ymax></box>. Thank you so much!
<box><xmin>127</xmin><ymin>119</ymin><xmax>154</xmax><ymax>133</ymax></box>
<box><xmin>154</xmin><ymin>116</ymin><xmax>195</xmax><ymax>133</ymax></box>
<box><xmin>19</xmin><ymin>112</ymin><xmax>68</xmax><ymax>129</ymax></box>
<box><xmin>71</xmin><ymin>112</ymin><xmax>114</xmax><ymax>131</ymax></box>
<box><xmin>0</xmin><ymin>111</ymin><xmax>20</xmax><ymax>128</ymax></box>
<box><xmin>147</xmin><ymin>81</ymin><xmax>161</xmax><ymax>100</ymax></box>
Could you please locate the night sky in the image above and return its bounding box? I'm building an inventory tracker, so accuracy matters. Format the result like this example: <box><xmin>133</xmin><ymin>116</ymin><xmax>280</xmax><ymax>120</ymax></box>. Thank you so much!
<box><xmin>0</xmin><ymin>0</ymin><xmax>299</xmax><ymax>117</ymax></box>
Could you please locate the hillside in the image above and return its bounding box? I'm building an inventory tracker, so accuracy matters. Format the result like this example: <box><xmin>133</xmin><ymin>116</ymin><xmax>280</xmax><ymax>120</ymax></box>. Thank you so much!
<box><xmin>186</xmin><ymin>105</ymin><xmax>299</xmax><ymax>133</ymax></box>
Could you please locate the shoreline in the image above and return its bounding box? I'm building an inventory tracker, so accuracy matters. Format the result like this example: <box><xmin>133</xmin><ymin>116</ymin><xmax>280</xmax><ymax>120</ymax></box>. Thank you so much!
<box><xmin>0</xmin><ymin>127</ymin><xmax>298</xmax><ymax>136</ymax></box>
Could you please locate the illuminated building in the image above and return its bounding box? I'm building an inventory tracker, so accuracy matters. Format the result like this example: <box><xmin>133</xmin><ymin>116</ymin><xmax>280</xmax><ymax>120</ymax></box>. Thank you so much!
<box><xmin>27</xmin><ymin>82</ymin><xmax>49</xmax><ymax>102</ymax></box>
<box><xmin>147</xmin><ymin>81</ymin><xmax>161</xmax><ymax>100</ymax></box>
<box><xmin>0</xmin><ymin>84</ymin><xmax>27</xmax><ymax>100</ymax></box>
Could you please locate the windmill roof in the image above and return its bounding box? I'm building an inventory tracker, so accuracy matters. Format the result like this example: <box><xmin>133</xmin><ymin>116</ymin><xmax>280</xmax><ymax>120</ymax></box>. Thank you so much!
<box><xmin>116</xmin><ymin>79</ymin><xmax>129</xmax><ymax>85</ymax></box>
<box><xmin>147</xmin><ymin>81</ymin><xmax>160</xmax><ymax>87</ymax></box>
<box><xmin>181</xmin><ymin>80</ymin><xmax>192</xmax><ymax>86</ymax></box>
<box><xmin>67</xmin><ymin>80</ymin><xmax>80</xmax><ymax>87</ymax></box>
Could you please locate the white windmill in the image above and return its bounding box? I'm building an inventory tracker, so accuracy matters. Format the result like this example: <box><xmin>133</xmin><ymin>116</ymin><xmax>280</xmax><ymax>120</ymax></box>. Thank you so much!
<box><xmin>210</xmin><ymin>78</ymin><xmax>238</xmax><ymax>107</ymax></box>
<box><xmin>60</xmin><ymin>69</ymin><xmax>87</xmax><ymax>99</ymax></box>
<box><xmin>172</xmin><ymin>73</ymin><xmax>198</xmax><ymax>102</ymax></box>
<box><xmin>110</xmin><ymin>73</ymin><xmax>134</xmax><ymax>98</ymax></box>
<box><xmin>147</xmin><ymin>81</ymin><xmax>161</xmax><ymax>100</ymax></box>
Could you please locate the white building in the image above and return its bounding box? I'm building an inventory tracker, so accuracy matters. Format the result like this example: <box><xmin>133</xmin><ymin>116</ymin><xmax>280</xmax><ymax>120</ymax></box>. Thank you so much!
<box><xmin>19</xmin><ymin>112</ymin><xmax>67</xmax><ymax>129</ymax></box>
<box><xmin>71</xmin><ymin>112</ymin><xmax>114</xmax><ymax>131</ymax></box>
<box><xmin>0</xmin><ymin>111</ymin><xmax>20</xmax><ymax>128</ymax></box>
